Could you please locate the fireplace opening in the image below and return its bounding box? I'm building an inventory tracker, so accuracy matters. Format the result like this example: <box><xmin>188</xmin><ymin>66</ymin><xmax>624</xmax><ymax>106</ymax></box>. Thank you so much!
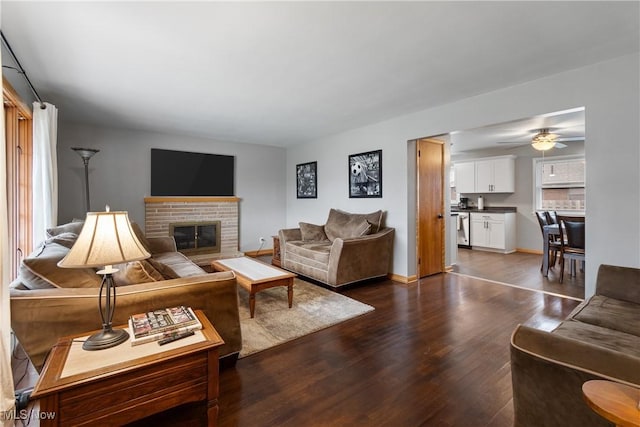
<box><xmin>170</xmin><ymin>221</ymin><xmax>221</xmax><ymax>254</ymax></box>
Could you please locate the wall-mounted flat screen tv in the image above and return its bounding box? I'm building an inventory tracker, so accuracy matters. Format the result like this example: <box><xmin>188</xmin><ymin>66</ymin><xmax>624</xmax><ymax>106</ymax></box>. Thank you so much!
<box><xmin>151</xmin><ymin>148</ymin><xmax>235</xmax><ymax>196</ymax></box>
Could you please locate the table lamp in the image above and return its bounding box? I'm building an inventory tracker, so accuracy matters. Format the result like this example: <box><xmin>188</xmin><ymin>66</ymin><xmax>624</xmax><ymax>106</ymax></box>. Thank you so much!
<box><xmin>58</xmin><ymin>206</ymin><xmax>150</xmax><ymax>350</ymax></box>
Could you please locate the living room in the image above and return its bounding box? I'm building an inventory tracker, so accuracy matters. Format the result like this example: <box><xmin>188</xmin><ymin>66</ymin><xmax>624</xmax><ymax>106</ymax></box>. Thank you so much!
<box><xmin>2</xmin><ymin>2</ymin><xmax>640</xmax><ymax>426</ymax></box>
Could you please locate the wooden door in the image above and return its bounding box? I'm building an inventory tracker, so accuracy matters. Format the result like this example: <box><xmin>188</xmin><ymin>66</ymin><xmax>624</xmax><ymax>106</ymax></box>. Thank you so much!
<box><xmin>417</xmin><ymin>138</ymin><xmax>445</xmax><ymax>277</ymax></box>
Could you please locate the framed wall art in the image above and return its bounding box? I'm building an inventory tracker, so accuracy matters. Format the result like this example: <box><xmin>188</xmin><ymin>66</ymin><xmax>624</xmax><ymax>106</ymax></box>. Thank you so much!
<box><xmin>349</xmin><ymin>149</ymin><xmax>382</xmax><ymax>198</ymax></box>
<box><xmin>296</xmin><ymin>161</ymin><xmax>317</xmax><ymax>198</ymax></box>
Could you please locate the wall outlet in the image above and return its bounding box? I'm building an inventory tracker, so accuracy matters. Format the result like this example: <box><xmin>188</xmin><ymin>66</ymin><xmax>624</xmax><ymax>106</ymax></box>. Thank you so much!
<box><xmin>259</xmin><ymin>237</ymin><xmax>266</xmax><ymax>244</ymax></box>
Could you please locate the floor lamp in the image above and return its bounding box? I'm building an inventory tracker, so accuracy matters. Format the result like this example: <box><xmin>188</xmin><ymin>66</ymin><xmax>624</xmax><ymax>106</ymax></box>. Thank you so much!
<box><xmin>71</xmin><ymin>147</ymin><xmax>100</xmax><ymax>212</ymax></box>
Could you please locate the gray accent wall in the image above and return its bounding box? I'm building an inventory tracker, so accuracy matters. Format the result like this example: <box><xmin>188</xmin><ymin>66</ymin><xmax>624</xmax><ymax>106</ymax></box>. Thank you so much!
<box><xmin>57</xmin><ymin>123</ymin><xmax>286</xmax><ymax>254</ymax></box>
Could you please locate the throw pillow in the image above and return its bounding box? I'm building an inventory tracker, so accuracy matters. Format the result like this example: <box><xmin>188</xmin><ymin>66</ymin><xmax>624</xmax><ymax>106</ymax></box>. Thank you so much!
<box><xmin>351</xmin><ymin>219</ymin><xmax>372</xmax><ymax>238</ymax></box>
<box><xmin>114</xmin><ymin>259</ymin><xmax>164</xmax><ymax>286</ymax></box>
<box><xmin>363</xmin><ymin>210</ymin><xmax>384</xmax><ymax>234</ymax></box>
<box><xmin>327</xmin><ymin>218</ymin><xmax>372</xmax><ymax>240</ymax></box>
<box><xmin>299</xmin><ymin>222</ymin><xmax>328</xmax><ymax>241</ymax></box>
<box><xmin>46</xmin><ymin>232</ymin><xmax>78</xmax><ymax>249</ymax></box>
<box><xmin>324</xmin><ymin>209</ymin><xmax>382</xmax><ymax>241</ymax></box>
<box><xmin>46</xmin><ymin>221</ymin><xmax>85</xmax><ymax>238</ymax></box>
<box><xmin>147</xmin><ymin>257</ymin><xmax>180</xmax><ymax>280</ymax></box>
<box><xmin>20</xmin><ymin>242</ymin><xmax>101</xmax><ymax>290</ymax></box>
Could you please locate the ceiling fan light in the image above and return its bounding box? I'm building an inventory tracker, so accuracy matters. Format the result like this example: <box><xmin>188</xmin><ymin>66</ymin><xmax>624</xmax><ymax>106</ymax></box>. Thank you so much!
<box><xmin>532</xmin><ymin>139</ymin><xmax>556</xmax><ymax>151</ymax></box>
<box><xmin>531</xmin><ymin>131</ymin><xmax>557</xmax><ymax>151</ymax></box>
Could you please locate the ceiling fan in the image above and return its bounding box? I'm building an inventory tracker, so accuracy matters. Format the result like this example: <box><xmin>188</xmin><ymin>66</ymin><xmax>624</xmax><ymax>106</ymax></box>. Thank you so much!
<box><xmin>531</xmin><ymin>129</ymin><xmax>564</xmax><ymax>150</ymax></box>
<box><xmin>497</xmin><ymin>128</ymin><xmax>584</xmax><ymax>151</ymax></box>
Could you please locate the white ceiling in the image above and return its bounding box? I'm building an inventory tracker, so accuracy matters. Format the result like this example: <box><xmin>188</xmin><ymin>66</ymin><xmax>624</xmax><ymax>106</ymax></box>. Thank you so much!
<box><xmin>450</xmin><ymin>107</ymin><xmax>586</xmax><ymax>153</ymax></box>
<box><xmin>2</xmin><ymin>2</ymin><xmax>638</xmax><ymax>147</ymax></box>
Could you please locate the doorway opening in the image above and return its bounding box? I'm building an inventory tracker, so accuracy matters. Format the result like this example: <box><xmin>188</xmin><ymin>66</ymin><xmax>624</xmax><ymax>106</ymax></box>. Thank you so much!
<box><xmin>413</xmin><ymin>108</ymin><xmax>586</xmax><ymax>300</ymax></box>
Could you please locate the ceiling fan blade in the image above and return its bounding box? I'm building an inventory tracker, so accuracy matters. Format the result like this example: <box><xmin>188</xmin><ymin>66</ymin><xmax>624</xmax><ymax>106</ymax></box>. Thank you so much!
<box><xmin>556</xmin><ymin>136</ymin><xmax>584</xmax><ymax>142</ymax></box>
<box><xmin>554</xmin><ymin>142</ymin><xmax>568</xmax><ymax>148</ymax></box>
<box><xmin>496</xmin><ymin>142</ymin><xmax>541</xmax><ymax>151</ymax></box>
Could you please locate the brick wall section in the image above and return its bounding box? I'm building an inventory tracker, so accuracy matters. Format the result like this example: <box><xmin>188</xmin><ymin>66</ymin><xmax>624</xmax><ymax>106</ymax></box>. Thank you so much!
<box><xmin>144</xmin><ymin>197</ymin><xmax>239</xmax><ymax>256</ymax></box>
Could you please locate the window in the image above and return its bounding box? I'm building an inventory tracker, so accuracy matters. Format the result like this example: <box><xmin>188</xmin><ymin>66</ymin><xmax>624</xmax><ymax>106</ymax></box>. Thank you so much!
<box><xmin>533</xmin><ymin>155</ymin><xmax>585</xmax><ymax>213</ymax></box>
<box><xmin>3</xmin><ymin>78</ymin><xmax>33</xmax><ymax>279</ymax></box>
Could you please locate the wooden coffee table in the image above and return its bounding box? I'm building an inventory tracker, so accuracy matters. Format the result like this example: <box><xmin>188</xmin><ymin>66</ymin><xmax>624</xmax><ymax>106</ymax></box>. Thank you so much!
<box><xmin>212</xmin><ymin>257</ymin><xmax>295</xmax><ymax>318</ymax></box>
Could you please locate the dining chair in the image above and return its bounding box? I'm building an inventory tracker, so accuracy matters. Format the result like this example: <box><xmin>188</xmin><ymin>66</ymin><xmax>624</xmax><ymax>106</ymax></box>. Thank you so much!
<box><xmin>558</xmin><ymin>217</ymin><xmax>585</xmax><ymax>283</ymax></box>
<box><xmin>545</xmin><ymin>210</ymin><xmax>558</xmax><ymax>225</ymax></box>
<box><xmin>544</xmin><ymin>210</ymin><xmax>563</xmax><ymax>245</ymax></box>
<box><xmin>535</xmin><ymin>211</ymin><xmax>560</xmax><ymax>274</ymax></box>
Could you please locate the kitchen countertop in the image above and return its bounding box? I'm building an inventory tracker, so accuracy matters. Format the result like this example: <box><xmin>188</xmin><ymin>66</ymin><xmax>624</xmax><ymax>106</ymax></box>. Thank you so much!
<box><xmin>451</xmin><ymin>206</ymin><xmax>517</xmax><ymax>213</ymax></box>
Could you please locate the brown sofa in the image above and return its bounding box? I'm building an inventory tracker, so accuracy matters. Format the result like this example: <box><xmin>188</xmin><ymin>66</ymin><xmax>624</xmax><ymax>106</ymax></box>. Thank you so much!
<box><xmin>510</xmin><ymin>264</ymin><xmax>640</xmax><ymax>427</ymax></box>
<box><xmin>279</xmin><ymin>209</ymin><xmax>394</xmax><ymax>288</ymax></box>
<box><xmin>10</xmin><ymin>221</ymin><xmax>242</xmax><ymax>372</ymax></box>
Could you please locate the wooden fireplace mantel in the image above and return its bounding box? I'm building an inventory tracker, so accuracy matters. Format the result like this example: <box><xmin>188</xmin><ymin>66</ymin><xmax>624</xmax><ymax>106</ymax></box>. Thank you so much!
<box><xmin>144</xmin><ymin>196</ymin><xmax>240</xmax><ymax>203</ymax></box>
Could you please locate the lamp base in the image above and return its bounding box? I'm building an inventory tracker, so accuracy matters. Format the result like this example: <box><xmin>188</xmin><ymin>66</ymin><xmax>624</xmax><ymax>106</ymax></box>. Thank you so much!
<box><xmin>82</xmin><ymin>327</ymin><xmax>129</xmax><ymax>351</ymax></box>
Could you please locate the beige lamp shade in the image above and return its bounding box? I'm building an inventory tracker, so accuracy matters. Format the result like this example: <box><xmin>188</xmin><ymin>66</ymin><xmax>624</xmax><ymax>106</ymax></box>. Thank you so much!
<box><xmin>58</xmin><ymin>210</ymin><xmax>150</xmax><ymax>269</ymax></box>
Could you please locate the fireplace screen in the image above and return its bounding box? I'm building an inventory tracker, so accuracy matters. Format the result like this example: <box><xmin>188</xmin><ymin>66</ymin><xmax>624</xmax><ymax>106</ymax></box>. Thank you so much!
<box><xmin>170</xmin><ymin>221</ymin><xmax>221</xmax><ymax>254</ymax></box>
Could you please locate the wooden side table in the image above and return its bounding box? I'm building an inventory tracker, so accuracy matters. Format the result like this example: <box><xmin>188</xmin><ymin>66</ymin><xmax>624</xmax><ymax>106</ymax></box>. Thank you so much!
<box><xmin>272</xmin><ymin>235</ymin><xmax>281</xmax><ymax>267</ymax></box>
<box><xmin>31</xmin><ymin>310</ymin><xmax>224</xmax><ymax>427</ymax></box>
<box><xmin>582</xmin><ymin>380</ymin><xmax>640</xmax><ymax>427</ymax></box>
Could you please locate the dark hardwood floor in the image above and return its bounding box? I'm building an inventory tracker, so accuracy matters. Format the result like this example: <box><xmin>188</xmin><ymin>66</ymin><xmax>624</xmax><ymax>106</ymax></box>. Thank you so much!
<box><xmin>11</xmin><ymin>253</ymin><xmax>581</xmax><ymax>426</ymax></box>
<box><xmin>452</xmin><ymin>248</ymin><xmax>585</xmax><ymax>300</ymax></box>
<box><xmin>218</xmin><ymin>272</ymin><xmax>580</xmax><ymax>427</ymax></box>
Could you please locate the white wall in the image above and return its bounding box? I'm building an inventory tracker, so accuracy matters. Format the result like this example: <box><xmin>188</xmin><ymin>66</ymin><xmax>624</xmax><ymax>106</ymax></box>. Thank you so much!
<box><xmin>285</xmin><ymin>121</ymin><xmax>416</xmax><ymax>279</ymax></box>
<box><xmin>57</xmin><ymin>122</ymin><xmax>287</xmax><ymax>253</ymax></box>
<box><xmin>286</xmin><ymin>53</ymin><xmax>640</xmax><ymax>297</ymax></box>
<box><xmin>55</xmin><ymin>53</ymin><xmax>639</xmax><ymax>297</ymax></box>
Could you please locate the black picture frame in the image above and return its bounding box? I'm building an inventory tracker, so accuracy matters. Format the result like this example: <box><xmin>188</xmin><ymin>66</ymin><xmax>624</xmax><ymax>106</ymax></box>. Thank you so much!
<box><xmin>349</xmin><ymin>150</ymin><xmax>382</xmax><ymax>198</ymax></box>
<box><xmin>296</xmin><ymin>161</ymin><xmax>317</xmax><ymax>199</ymax></box>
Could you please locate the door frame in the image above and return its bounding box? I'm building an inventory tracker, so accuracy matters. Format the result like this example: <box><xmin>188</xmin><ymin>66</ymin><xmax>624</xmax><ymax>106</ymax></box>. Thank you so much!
<box><xmin>416</xmin><ymin>137</ymin><xmax>446</xmax><ymax>278</ymax></box>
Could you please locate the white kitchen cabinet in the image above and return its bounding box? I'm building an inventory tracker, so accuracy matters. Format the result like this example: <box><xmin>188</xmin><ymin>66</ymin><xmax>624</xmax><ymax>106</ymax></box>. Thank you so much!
<box><xmin>470</xmin><ymin>212</ymin><xmax>516</xmax><ymax>253</ymax></box>
<box><xmin>453</xmin><ymin>161</ymin><xmax>475</xmax><ymax>194</ymax></box>
<box><xmin>453</xmin><ymin>155</ymin><xmax>515</xmax><ymax>194</ymax></box>
<box><xmin>475</xmin><ymin>156</ymin><xmax>515</xmax><ymax>193</ymax></box>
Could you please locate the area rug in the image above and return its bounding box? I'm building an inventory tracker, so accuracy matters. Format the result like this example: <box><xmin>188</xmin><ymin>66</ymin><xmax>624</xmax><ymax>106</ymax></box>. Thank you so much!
<box><xmin>238</xmin><ymin>278</ymin><xmax>374</xmax><ymax>357</ymax></box>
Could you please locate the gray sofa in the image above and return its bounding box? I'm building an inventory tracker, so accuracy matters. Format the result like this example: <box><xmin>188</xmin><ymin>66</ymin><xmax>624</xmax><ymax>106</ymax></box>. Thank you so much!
<box><xmin>279</xmin><ymin>209</ymin><xmax>394</xmax><ymax>288</ymax></box>
<box><xmin>10</xmin><ymin>221</ymin><xmax>242</xmax><ymax>372</ymax></box>
<box><xmin>510</xmin><ymin>264</ymin><xmax>640</xmax><ymax>427</ymax></box>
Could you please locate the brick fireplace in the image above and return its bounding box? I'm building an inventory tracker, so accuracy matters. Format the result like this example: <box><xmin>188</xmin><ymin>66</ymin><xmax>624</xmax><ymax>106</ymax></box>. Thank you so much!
<box><xmin>144</xmin><ymin>197</ymin><xmax>243</xmax><ymax>265</ymax></box>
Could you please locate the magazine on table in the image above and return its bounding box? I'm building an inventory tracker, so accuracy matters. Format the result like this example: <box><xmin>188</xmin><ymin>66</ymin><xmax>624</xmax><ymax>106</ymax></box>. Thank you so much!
<box><xmin>128</xmin><ymin>306</ymin><xmax>202</xmax><ymax>346</ymax></box>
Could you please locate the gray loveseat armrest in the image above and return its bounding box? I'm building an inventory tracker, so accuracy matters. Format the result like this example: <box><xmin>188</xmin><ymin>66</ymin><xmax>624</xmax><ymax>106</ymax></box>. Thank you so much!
<box><xmin>510</xmin><ymin>324</ymin><xmax>640</xmax><ymax>427</ymax></box>
<box><xmin>10</xmin><ymin>271</ymin><xmax>241</xmax><ymax>372</ymax></box>
<box><xmin>278</xmin><ymin>228</ymin><xmax>302</xmax><ymax>258</ymax></box>
<box><xmin>595</xmin><ymin>264</ymin><xmax>640</xmax><ymax>304</ymax></box>
<box><xmin>328</xmin><ymin>227</ymin><xmax>395</xmax><ymax>286</ymax></box>
<box><xmin>279</xmin><ymin>228</ymin><xmax>302</xmax><ymax>243</ymax></box>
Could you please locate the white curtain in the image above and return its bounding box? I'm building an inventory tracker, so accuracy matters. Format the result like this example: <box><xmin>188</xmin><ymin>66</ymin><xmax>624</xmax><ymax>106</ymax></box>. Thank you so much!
<box><xmin>1</xmin><ymin>47</ymin><xmax>17</xmax><ymax>426</ymax></box>
<box><xmin>32</xmin><ymin>102</ymin><xmax>58</xmax><ymax>246</ymax></box>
